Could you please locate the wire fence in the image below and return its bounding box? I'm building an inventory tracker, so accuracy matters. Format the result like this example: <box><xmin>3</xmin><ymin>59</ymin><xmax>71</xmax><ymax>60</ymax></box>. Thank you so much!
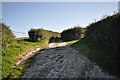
<box><xmin>12</xmin><ymin>31</ymin><xmax>28</xmax><ymax>38</ymax></box>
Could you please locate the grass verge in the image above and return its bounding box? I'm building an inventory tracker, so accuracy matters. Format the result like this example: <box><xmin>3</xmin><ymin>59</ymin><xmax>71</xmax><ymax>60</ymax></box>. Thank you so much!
<box><xmin>71</xmin><ymin>40</ymin><xmax>119</xmax><ymax>77</ymax></box>
<box><xmin>2</xmin><ymin>38</ymin><xmax>49</xmax><ymax>78</ymax></box>
<box><xmin>66</xmin><ymin>40</ymin><xmax>79</xmax><ymax>45</ymax></box>
<box><xmin>9</xmin><ymin>57</ymin><xmax>33</xmax><ymax>78</ymax></box>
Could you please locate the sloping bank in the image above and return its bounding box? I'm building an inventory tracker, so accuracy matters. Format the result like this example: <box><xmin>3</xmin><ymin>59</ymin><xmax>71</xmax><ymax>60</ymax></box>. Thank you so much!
<box><xmin>2</xmin><ymin>38</ymin><xmax>49</xmax><ymax>78</ymax></box>
<box><xmin>71</xmin><ymin>13</ymin><xmax>120</xmax><ymax>77</ymax></box>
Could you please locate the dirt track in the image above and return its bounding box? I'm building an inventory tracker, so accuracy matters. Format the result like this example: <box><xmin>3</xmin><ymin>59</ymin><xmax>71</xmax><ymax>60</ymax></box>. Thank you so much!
<box><xmin>21</xmin><ymin>43</ymin><xmax>115</xmax><ymax>78</ymax></box>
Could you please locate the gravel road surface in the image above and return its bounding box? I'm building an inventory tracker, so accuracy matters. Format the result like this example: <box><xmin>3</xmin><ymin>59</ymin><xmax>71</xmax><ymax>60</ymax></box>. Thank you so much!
<box><xmin>21</xmin><ymin>43</ymin><xmax>115</xmax><ymax>78</ymax></box>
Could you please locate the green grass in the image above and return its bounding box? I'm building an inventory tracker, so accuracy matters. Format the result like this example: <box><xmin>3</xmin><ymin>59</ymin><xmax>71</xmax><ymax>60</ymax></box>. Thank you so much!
<box><xmin>2</xmin><ymin>38</ymin><xmax>49</xmax><ymax>78</ymax></box>
<box><xmin>66</xmin><ymin>40</ymin><xmax>79</xmax><ymax>45</ymax></box>
<box><xmin>9</xmin><ymin>59</ymin><xmax>32</xmax><ymax>78</ymax></box>
<box><xmin>71</xmin><ymin>41</ymin><xmax>90</xmax><ymax>56</ymax></box>
<box><xmin>71</xmin><ymin>40</ymin><xmax>119</xmax><ymax>77</ymax></box>
<box><xmin>9</xmin><ymin>49</ymin><xmax>42</xmax><ymax>78</ymax></box>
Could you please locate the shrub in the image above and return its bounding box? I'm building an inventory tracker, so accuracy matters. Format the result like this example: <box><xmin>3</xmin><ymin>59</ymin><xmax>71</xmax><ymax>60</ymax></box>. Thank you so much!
<box><xmin>28</xmin><ymin>28</ymin><xmax>60</xmax><ymax>42</ymax></box>
<box><xmin>61</xmin><ymin>26</ymin><xmax>86</xmax><ymax>41</ymax></box>
<box><xmin>75</xmin><ymin>13</ymin><xmax>120</xmax><ymax>77</ymax></box>
<box><xmin>1</xmin><ymin>23</ymin><xmax>16</xmax><ymax>48</ymax></box>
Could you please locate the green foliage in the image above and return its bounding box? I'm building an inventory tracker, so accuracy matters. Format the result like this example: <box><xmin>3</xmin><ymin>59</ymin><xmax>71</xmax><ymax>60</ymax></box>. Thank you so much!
<box><xmin>1</xmin><ymin>23</ymin><xmax>16</xmax><ymax>48</ymax></box>
<box><xmin>1</xmin><ymin>23</ymin><xmax>58</xmax><ymax>78</ymax></box>
<box><xmin>49</xmin><ymin>37</ymin><xmax>61</xmax><ymax>43</ymax></box>
<box><xmin>72</xmin><ymin>13</ymin><xmax>120</xmax><ymax>77</ymax></box>
<box><xmin>71</xmin><ymin>40</ymin><xmax>90</xmax><ymax>56</ymax></box>
<box><xmin>61</xmin><ymin>26</ymin><xmax>86</xmax><ymax>41</ymax></box>
<box><xmin>2</xmin><ymin>38</ymin><xmax>49</xmax><ymax>78</ymax></box>
<box><xmin>9</xmin><ymin>59</ymin><xmax>31</xmax><ymax>78</ymax></box>
<box><xmin>85</xmin><ymin>14</ymin><xmax>120</xmax><ymax>51</ymax></box>
<box><xmin>66</xmin><ymin>40</ymin><xmax>78</xmax><ymax>45</ymax></box>
<box><xmin>28</xmin><ymin>28</ymin><xmax>60</xmax><ymax>42</ymax></box>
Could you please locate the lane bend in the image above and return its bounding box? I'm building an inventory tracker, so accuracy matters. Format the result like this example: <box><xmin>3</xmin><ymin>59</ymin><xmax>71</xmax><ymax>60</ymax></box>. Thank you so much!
<box><xmin>21</xmin><ymin>43</ymin><xmax>115</xmax><ymax>78</ymax></box>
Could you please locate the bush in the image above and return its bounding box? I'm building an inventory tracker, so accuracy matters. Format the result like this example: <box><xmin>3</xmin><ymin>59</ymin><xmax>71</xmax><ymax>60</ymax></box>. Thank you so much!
<box><xmin>1</xmin><ymin>23</ymin><xmax>16</xmax><ymax>48</ymax></box>
<box><xmin>61</xmin><ymin>26</ymin><xmax>86</xmax><ymax>41</ymax></box>
<box><xmin>74</xmin><ymin>13</ymin><xmax>120</xmax><ymax>77</ymax></box>
<box><xmin>28</xmin><ymin>28</ymin><xmax>60</xmax><ymax>42</ymax></box>
<box><xmin>85</xmin><ymin>13</ymin><xmax>120</xmax><ymax>54</ymax></box>
<box><xmin>49</xmin><ymin>37</ymin><xmax>61</xmax><ymax>43</ymax></box>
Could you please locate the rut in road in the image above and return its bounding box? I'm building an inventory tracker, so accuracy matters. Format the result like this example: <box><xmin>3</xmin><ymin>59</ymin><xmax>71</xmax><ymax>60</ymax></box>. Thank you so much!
<box><xmin>21</xmin><ymin>44</ymin><xmax>115</xmax><ymax>78</ymax></box>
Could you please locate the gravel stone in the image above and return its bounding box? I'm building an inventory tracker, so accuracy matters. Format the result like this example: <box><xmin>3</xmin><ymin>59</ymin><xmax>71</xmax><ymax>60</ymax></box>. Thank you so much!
<box><xmin>21</xmin><ymin>43</ymin><xmax>116</xmax><ymax>78</ymax></box>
